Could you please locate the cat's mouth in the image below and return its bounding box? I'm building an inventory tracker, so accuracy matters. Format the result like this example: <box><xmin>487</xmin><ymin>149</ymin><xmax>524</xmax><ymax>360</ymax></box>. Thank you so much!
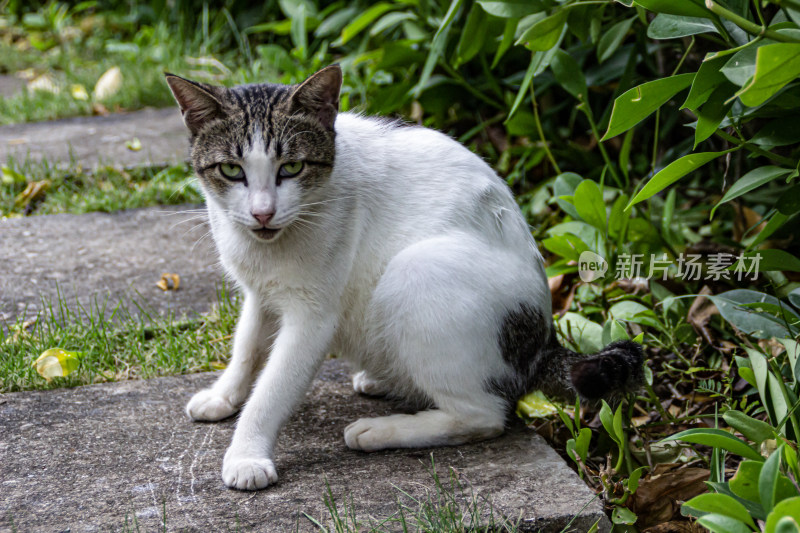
<box><xmin>251</xmin><ymin>227</ymin><xmax>282</xmax><ymax>241</ymax></box>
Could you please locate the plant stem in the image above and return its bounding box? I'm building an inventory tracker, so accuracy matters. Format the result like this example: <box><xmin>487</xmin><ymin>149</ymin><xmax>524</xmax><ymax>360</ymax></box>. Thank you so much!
<box><xmin>705</xmin><ymin>0</ymin><xmax>800</xmax><ymax>43</ymax></box>
<box><xmin>577</xmin><ymin>101</ymin><xmax>624</xmax><ymax>188</ymax></box>
<box><xmin>438</xmin><ymin>62</ymin><xmax>505</xmax><ymax>110</ymax></box>
<box><xmin>530</xmin><ymin>83</ymin><xmax>562</xmax><ymax>174</ymax></box>
<box><xmin>714</xmin><ymin>129</ymin><xmax>796</xmax><ymax>167</ymax></box>
<box><xmin>770</xmin><ymin>0</ymin><xmax>800</xmax><ymax>12</ymax></box>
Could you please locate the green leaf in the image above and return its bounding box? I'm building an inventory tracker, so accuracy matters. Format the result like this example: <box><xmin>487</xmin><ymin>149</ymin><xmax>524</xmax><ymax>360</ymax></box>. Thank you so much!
<box><xmin>575</xmin><ymin>426</ymin><xmax>592</xmax><ymax>461</ymax></box>
<box><xmin>723</xmin><ymin>410</ymin><xmax>776</xmax><ymax>444</ymax></box>
<box><xmin>574</xmin><ymin>180</ymin><xmax>606</xmax><ymax>231</ymax></box>
<box><xmin>337</xmin><ymin>2</ymin><xmax>396</xmax><ymax>45</ymax></box>
<box><xmin>516</xmin><ymin>10</ymin><xmax>567</xmax><ymax>51</ymax></box>
<box><xmin>765</xmin><ymin>497</ymin><xmax>800</xmax><ymax>533</ymax></box>
<box><xmin>477</xmin><ymin>0</ymin><xmax>545</xmax><ymax>17</ymax></box>
<box><xmin>602</xmin><ymin>73</ymin><xmax>695</xmax><ymax>140</ymax></box>
<box><xmin>647</xmin><ymin>14</ymin><xmax>717</xmax><ymax>39</ymax></box>
<box><xmin>542</xmin><ymin>234</ymin><xmax>590</xmax><ymax>262</ymax></box>
<box><xmin>761</xmin><ymin>446</ymin><xmax>784</xmax><ymax>511</ymax></box>
<box><xmin>32</xmin><ymin>348</ymin><xmax>83</xmax><ymax>381</ymax></box>
<box><xmin>694</xmin><ymin>83</ymin><xmax>736</xmax><ymax>148</ymax></box>
<box><xmin>611</xmin><ymin>506</ymin><xmax>637</xmax><ymax>525</ymax></box>
<box><xmin>683</xmin><ymin>53</ymin><xmax>732</xmax><ymax>110</ymax></box>
<box><xmin>722</xmin><ymin>47</ymin><xmax>760</xmax><ymax>86</ymax></box>
<box><xmin>454</xmin><ymin>4</ymin><xmax>488</xmax><ymax>66</ymax></box>
<box><xmin>711</xmin><ymin>166</ymin><xmax>793</xmax><ymax>218</ymax></box>
<box><xmin>315</xmin><ymin>7</ymin><xmax>358</xmax><ymax>37</ymax></box>
<box><xmin>492</xmin><ymin>17</ymin><xmax>518</xmax><ymax>68</ymax></box>
<box><xmin>609</xmin><ymin>301</ymin><xmax>659</xmax><ymax>327</ymax></box>
<box><xmin>554</xmin><ymin>172</ymin><xmax>584</xmax><ymax>220</ymax></box>
<box><xmin>734</xmin><ymin>249</ymin><xmax>800</xmax><ymax>273</ymax></box>
<box><xmin>412</xmin><ymin>0</ymin><xmax>464</xmax><ymax>98</ymax></box>
<box><xmin>628</xmin><ymin>151</ymin><xmax>725</xmax><ymax>208</ymax></box>
<box><xmin>600</xmin><ymin>401</ymin><xmax>620</xmax><ymax>445</ymax></box>
<box><xmin>713</xmin><ymin>290</ymin><xmax>795</xmax><ymax>339</ymax></box>
<box><xmin>556</xmin><ymin>312</ymin><xmax>604</xmax><ymax>353</ymax></box>
<box><xmin>738</xmin><ymin>44</ymin><xmax>800</xmax><ymax>107</ymax></box>
<box><xmin>752</xmin><ymin>117</ymin><xmax>800</xmax><ymax>147</ymax></box>
<box><xmin>551</xmin><ymin>49</ymin><xmax>587</xmax><ymax>100</ymax></box>
<box><xmin>731</xmin><ymin>461</ymin><xmax>764</xmax><ymax>502</ymax></box>
<box><xmin>369</xmin><ymin>11</ymin><xmax>417</xmax><ymax>36</ymax></box>
<box><xmin>697</xmin><ymin>514</ymin><xmax>753</xmax><ymax>533</ymax></box>
<box><xmin>608</xmin><ymin>193</ymin><xmax>630</xmax><ymax>238</ymax></box>
<box><xmin>598</xmin><ymin>17</ymin><xmax>635</xmax><ymax>63</ymax></box>
<box><xmin>662</xmin><ymin>428</ymin><xmax>763</xmax><ymax>461</ymax></box>
<box><xmin>683</xmin><ymin>493</ymin><xmax>757</xmax><ymax>528</ymax></box>
<box><xmin>634</xmin><ymin>0</ymin><xmax>712</xmax><ymax>18</ymax></box>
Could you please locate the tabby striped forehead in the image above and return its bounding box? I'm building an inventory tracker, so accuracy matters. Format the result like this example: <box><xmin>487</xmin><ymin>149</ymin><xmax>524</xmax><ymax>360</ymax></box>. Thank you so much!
<box><xmin>227</xmin><ymin>83</ymin><xmax>293</xmax><ymax>155</ymax></box>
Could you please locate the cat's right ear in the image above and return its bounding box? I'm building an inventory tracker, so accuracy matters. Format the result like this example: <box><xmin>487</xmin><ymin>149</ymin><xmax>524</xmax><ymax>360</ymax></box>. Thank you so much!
<box><xmin>164</xmin><ymin>73</ymin><xmax>224</xmax><ymax>135</ymax></box>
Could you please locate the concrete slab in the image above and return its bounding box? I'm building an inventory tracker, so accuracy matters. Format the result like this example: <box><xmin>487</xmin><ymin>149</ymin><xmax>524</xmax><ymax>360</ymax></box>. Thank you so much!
<box><xmin>0</xmin><ymin>204</ymin><xmax>222</xmax><ymax>324</ymax></box>
<box><xmin>0</xmin><ymin>360</ymin><xmax>610</xmax><ymax>532</ymax></box>
<box><xmin>0</xmin><ymin>107</ymin><xmax>188</xmax><ymax>169</ymax></box>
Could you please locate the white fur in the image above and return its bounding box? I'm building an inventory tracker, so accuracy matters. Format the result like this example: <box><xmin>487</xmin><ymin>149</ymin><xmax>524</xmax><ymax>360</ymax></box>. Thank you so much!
<box><xmin>188</xmin><ymin>113</ymin><xmax>550</xmax><ymax>490</ymax></box>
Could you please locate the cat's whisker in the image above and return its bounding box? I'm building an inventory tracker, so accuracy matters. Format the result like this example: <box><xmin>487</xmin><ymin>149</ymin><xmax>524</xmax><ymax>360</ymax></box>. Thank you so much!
<box><xmin>283</xmin><ymin>130</ymin><xmax>314</xmax><ymax>145</ymax></box>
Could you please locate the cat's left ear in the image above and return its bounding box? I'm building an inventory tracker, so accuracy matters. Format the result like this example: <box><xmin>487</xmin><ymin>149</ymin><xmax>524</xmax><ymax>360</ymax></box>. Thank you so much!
<box><xmin>290</xmin><ymin>65</ymin><xmax>342</xmax><ymax>130</ymax></box>
<box><xmin>165</xmin><ymin>73</ymin><xmax>225</xmax><ymax>135</ymax></box>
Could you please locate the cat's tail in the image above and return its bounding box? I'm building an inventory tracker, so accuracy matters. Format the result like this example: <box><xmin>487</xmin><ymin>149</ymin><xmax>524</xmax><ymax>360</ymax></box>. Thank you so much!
<box><xmin>531</xmin><ymin>336</ymin><xmax>645</xmax><ymax>403</ymax></box>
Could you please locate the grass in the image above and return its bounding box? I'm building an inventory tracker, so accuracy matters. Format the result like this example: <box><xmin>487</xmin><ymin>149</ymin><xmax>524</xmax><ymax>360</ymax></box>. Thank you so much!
<box><xmin>0</xmin><ymin>284</ymin><xmax>239</xmax><ymax>393</ymax></box>
<box><xmin>1</xmin><ymin>160</ymin><xmax>203</xmax><ymax>217</ymax></box>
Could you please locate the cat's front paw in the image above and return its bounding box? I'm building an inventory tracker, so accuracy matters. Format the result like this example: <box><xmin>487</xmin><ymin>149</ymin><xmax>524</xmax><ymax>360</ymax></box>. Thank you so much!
<box><xmin>344</xmin><ymin>417</ymin><xmax>395</xmax><ymax>452</ymax></box>
<box><xmin>186</xmin><ymin>388</ymin><xmax>238</xmax><ymax>421</ymax></box>
<box><xmin>222</xmin><ymin>453</ymin><xmax>278</xmax><ymax>490</ymax></box>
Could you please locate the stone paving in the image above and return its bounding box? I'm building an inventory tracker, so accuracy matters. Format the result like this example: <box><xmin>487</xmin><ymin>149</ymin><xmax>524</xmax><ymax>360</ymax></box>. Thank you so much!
<box><xmin>0</xmin><ymin>360</ymin><xmax>610</xmax><ymax>532</ymax></box>
<box><xmin>0</xmin><ymin>204</ymin><xmax>221</xmax><ymax>323</ymax></box>
<box><xmin>0</xmin><ymin>107</ymin><xmax>188</xmax><ymax>169</ymax></box>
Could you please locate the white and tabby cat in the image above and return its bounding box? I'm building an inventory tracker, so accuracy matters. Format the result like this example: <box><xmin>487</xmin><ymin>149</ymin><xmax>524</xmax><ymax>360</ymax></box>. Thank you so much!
<box><xmin>166</xmin><ymin>65</ymin><xmax>642</xmax><ymax>491</ymax></box>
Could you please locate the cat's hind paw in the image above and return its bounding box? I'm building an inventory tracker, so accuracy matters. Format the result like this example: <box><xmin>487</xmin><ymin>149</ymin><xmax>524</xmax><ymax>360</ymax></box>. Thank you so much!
<box><xmin>351</xmin><ymin>371</ymin><xmax>389</xmax><ymax>396</ymax></box>
<box><xmin>186</xmin><ymin>388</ymin><xmax>238</xmax><ymax>421</ymax></box>
<box><xmin>222</xmin><ymin>455</ymin><xmax>278</xmax><ymax>491</ymax></box>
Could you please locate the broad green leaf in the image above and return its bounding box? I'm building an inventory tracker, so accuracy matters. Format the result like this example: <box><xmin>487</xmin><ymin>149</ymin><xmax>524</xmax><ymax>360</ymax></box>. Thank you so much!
<box><xmin>574</xmin><ymin>180</ymin><xmax>606</xmax><ymax>230</ymax></box>
<box><xmin>723</xmin><ymin>410</ymin><xmax>776</xmax><ymax>444</ymax></box>
<box><xmin>602</xmin><ymin>319</ymin><xmax>630</xmax><ymax>345</ymax></box>
<box><xmin>647</xmin><ymin>14</ymin><xmax>717</xmax><ymax>39</ymax></box>
<box><xmin>611</xmin><ymin>506</ymin><xmax>637</xmax><ymax>525</ymax></box>
<box><xmin>608</xmin><ymin>193</ymin><xmax>630</xmax><ymax>238</ymax></box>
<box><xmin>694</xmin><ymin>83</ymin><xmax>736</xmax><ymax>148</ymax></box>
<box><xmin>555</xmin><ymin>312</ymin><xmax>603</xmax><ymax>353</ymax></box>
<box><xmin>747</xmin><ymin>347</ymin><xmax>772</xmax><ymax>418</ymax></box>
<box><xmin>554</xmin><ymin>172</ymin><xmax>584</xmax><ymax>219</ymax></box>
<box><xmin>737</xmin><ymin>44</ymin><xmax>800</xmax><ymax>107</ymax></box>
<box><xmin>517</xmin><ymin>390</ymin><xmax>558</xmax><ymax>418</ymax></box>
<box><xmin>752</xmin><ymin>117</ymin><xmax>800</xmax><ymax>147</ymax></box>
<box><xmin>477</xmin><ymin>0</ymin><xmax>545</xmax><ymax>17</ymax></box>
<box><xmin>697</xmin><ymin>514</ymin><xmax>753</xmax><ymax>533</ymax></box>
<box><xmin>609</xmin><ymin>301</ymin><xmax>658</xmax><ymax>326</ymax></box>
<box><xmin>722</xmin><ymin>47</ymin><xmax>760</xmax><ymax>87</ymax></box>
<box><xmin>598</xmin><ymin>17</ymin><xmax>635</xmax><ymax>63</ymax></box>
<box><xmin>492</xmin><ymin>17</ymin><xmax>518</xmax><ymax>67</ymax></box>
<box><xmin>761</xmin><ymin>445</ymin><xmax>783</xmax><ymax>511</ymax></box>
<box><xmin>779</xmin><ymin>338</ymin><xmax>800</xmax><ymax>385</ymax></box>
<box><xmin>634</xmin><ymin>0</ymin><xmax>712</xmax><ymax>18</ymax></box>
<box><xmin>455</xmin><ymin>4</ymin><xmax>488</xmax><ymax>66</ymax></box>
<box><xmin>765</xmin><ymin>498</ymin><xmax>800</xmax><ymax>533</ymax></box>
<box><xmin>337</xmin><ymin>3</ymin><xmax>396</xmax><ymax>44</ymax></box>
<box><xmin>542</xmin><ymin>234</ymin><xmax>590</xmax><ymax>262</ymax></box>
<box><xmin>683</xmin><ymin>53</ymin><xmax>732</xmax><ymax>110</ymax></box>
<box><xmin>600</xmin><ymin>400</ymin><xmax>622</xmax><ymax>445</ymax></box>
<box><xmin>683</xmin><ymin>493</ymin><xmax>757</xmax><ymax>528</ymax></box>
<box><xmin>662</xmin><ymin>428</ymin><xmax>763</xmax><ymax>461</ymax></box>
<box><xmin>767</xmin><ymin>373</ymin><xmax>789</xmax><ymax>434</ymax></box>
<box><xmin>32</xmin><ymin>348</ymin><xmax>82</xmax><ymax>381</ymax></box>
<box><xmin>551</xmin><ymin>49</ymin><xmax>587</xmax><ymax>100</ymax></box>
<box><xmin>602</xmin><ymin>73</ymin><xmax>695</xmax><ymax>140</ymax></box>
<box><xmin>575</xmin><ymin>427</ymin><xmax>592</xmax><ymax>461</ymax></box>
<box><xmin>711</xmin><ymin>166</ymin><xmax>793</xmax><ymax>218</ymax></box>
<box><xmin>731</xmin><ymin>461</ymin><xmax>764</xmax><ymax>502</ymax></box>
<box><xmin>733</xmin><ymin>249</ymin><xmax>800</xmax><ymax>273</ymax></box>
<box><xmin>412</xmin><ymin>0</ymin><xmax>464</xmax><ymax>97</ymax></box>
<box><xmin>714</xmin><ymin>291</ymin><xmax>794</xmax><ymax>339</ymax></box>
<box><xmin>628</xmin><ymin>151</ymin><xmax>724</xmax><ymax>208</ymax></box>
<box><xmin>516</xmin><ymin>10</ymin><xmax>567</xmax><ymax>51</ymax></box>
<box><xmin>315</xmin><ymin>7</ymin><xmax>358</xmax><ymax>37</ymax></box>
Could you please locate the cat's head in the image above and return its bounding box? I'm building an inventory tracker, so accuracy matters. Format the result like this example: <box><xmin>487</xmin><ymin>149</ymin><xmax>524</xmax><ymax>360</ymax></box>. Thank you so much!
<box><xmin>165</xmin><ymin>66</ymin><xmax>342</xmax><ymax>242</ymax></box>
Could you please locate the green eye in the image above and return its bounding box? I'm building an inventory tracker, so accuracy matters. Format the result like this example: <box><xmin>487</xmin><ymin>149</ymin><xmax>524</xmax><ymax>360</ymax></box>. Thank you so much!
<box><xmin>219</xmin><ymin>163</ymin><xmax>244</xmax><ymax>180</ymax></box>
<box><xmin>279</xmin><ymin>161</ymin><xmax>304</xmax><ymax>178</ymax></box>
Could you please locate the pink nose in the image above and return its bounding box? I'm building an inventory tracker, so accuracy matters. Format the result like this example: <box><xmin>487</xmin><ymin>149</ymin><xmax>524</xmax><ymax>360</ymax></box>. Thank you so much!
<box><xmin>252</xmin><ymin>212</ymin><xmax>274</xmax><ymax>226</ymax></box>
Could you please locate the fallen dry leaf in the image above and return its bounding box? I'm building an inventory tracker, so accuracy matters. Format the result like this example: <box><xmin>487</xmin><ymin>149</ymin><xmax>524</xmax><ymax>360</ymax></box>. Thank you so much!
<box><xmin>687</xmin><ymin>286</ymin><xmax>718</xmax><ymax>346</ymax></box>
<box><xmin>632</xmin><ymin>466</ymin><xmax>710</xmax><ymax>529</ymax></box>
<box><xmin>27</xmin><ymin>74</ymin><xmax>59</xmax><ymax>94</ymax></box>
<box><xmin>125</xmin><ymin>137</ymin><xmax>142</xmax><ymax>152</ymax></box>
<box><xmin>70</xmin><ymin>83</ymin><xmax>89</xmax><ymax>101</ymax></box>
<box><xmin>156</xmin><ymin>272</ymin><xmax>180</xmax><ymax>291</ymax></box>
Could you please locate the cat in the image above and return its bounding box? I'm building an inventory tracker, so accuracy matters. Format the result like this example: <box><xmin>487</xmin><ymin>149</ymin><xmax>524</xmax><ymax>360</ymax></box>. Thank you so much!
<box><xmin>165</xmin><ymin>65</ymin><xmax>643</xmax><ymax>491</ymax></box>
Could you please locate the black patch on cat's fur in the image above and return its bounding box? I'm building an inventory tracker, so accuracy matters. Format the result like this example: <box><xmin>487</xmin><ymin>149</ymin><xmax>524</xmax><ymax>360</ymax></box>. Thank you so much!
<box><xmin>487</xmin><ymin>305</ymin><xmax>644</xmax><ymax>406</ymax></box>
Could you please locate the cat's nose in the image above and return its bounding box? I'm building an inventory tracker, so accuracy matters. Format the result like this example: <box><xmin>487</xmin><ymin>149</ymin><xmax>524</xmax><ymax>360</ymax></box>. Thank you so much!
<box><xmin>252</xmin><ymin>212</ymin><xmax>274</xmax><ymax>226</ymax></box>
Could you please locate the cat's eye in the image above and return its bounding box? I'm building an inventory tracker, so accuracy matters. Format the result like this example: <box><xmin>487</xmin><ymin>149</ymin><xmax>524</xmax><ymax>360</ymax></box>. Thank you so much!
<box><xmin>219</xmin><ymin>163</ymin><xmax>245</xmax><ymax>180</ymax></box>
<box><xmin>279</xmin><ymin>161</ymin><xmax>304</xmax><ymax>178</ymax></box>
